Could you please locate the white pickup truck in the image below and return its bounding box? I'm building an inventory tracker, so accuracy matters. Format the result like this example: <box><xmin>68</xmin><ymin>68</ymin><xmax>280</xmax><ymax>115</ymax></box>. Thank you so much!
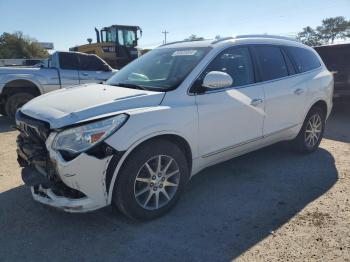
<box><xmin>0</xmin><ymin>51</ymin><xmax>117</xmax><ymax>118</ymax></box>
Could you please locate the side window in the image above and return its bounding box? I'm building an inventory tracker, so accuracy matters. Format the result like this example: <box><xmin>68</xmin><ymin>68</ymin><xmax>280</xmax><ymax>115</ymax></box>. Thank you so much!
<box><xmin>204</xmin><ymin>47</ymin><xmax>255</xmax><ymax>87</ymax></box>
<box><xmin>79</xmin><ymin>54</ymin><xmax>107</xmax><ymax>71</ymax></box>
<box><xmin>255</xmin><ymin>46</ymin><xmax>288</xmax><ymax>81</ymax></box>
<box><xmin>59</xmin><ymin>53</ymin><xmax>79</xmax><ymax>70</ymax></box>
<box><xmin>285</xmin><ymin>46</ymin><xmax>321</xmax><ymax>73</ymax></box>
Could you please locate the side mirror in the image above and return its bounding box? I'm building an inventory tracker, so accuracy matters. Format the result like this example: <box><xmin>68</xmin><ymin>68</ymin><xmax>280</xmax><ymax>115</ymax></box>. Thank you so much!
<box><xmin>202</xmin><ymin>71</ymin><xmax>233</xmax><ymax>89</ymax></box>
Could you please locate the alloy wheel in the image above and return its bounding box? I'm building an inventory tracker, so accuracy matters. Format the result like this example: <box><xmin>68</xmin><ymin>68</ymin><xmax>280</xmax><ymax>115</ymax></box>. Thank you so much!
<box><xmin>134</xmin><ymin>155</ymin><xmax>180</xmax><ymax>210</ymax></box>
<box><xmin>304</xmin><ymin>114</ymin><xmax>322</xmax><ymax>148</ymax></box>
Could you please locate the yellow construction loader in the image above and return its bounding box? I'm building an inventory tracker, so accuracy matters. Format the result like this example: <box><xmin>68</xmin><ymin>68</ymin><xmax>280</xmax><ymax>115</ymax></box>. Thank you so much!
<box><xmin>70</xmin><ymin>25</ymin><xmax>142</xmax><ymax>69</ymax></box>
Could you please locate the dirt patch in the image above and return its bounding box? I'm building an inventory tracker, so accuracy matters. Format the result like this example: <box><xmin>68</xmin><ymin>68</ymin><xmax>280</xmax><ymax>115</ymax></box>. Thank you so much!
<box><xmin>297</xmin><ymin>211</ymin><xmax>334</xmax><ymax>227</ymax></box>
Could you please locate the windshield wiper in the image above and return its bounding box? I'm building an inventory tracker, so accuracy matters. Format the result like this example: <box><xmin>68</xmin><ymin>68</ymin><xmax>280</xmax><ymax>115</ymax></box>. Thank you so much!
<box><xmin>113</xmin><ymin>83</ymin><xmax>148</xmax><ymax>91</ymax></box>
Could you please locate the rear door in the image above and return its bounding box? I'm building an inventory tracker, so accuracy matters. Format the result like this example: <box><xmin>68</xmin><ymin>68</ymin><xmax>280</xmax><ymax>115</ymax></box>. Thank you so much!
<box><xmin>58</xmin><ymin>52</ymin><xmax>80</xmax><ymax>87</ymax></box>
<box><xmin>253</xmin><ymin>45</ymin><xmax>307</xmax><ymax>135</ymax></box>
<box><xmin>78</xmin><ymin>54</ymin><xmax>113</xmax><ymax>84</ymax></box>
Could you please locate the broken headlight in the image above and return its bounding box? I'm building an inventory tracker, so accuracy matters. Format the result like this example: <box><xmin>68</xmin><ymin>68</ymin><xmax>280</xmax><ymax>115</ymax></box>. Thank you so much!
<box><xmin>52</xmin><ymin>114</ymin><xmax>128</xmax><ymax>155</ymax></box>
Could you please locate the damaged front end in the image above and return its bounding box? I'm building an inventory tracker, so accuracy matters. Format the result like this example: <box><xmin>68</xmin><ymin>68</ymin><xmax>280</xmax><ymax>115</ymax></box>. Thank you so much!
<box><xmin>16</xmin><ymin>111</ymin><xmax>118</xmax><ymax>212</ymax></box>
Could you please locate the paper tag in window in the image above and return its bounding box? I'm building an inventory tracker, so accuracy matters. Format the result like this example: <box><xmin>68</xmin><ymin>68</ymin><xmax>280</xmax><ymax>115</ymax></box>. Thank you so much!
<box><xmin>172</xmin><ymin>50</ymin><xmax>197</xmax><ymax>56</ymax></box>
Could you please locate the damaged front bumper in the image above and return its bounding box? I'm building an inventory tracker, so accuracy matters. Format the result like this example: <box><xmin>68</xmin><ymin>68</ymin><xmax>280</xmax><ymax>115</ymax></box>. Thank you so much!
<box><xmin>16</xmin><ymin>112</ymin><xmax>116</xmax><ymax>213</ymax></box>
<box><xmin>29</xmin><ymin>150</ymin><xmax>112</xmax><ymax>213</ymax></box>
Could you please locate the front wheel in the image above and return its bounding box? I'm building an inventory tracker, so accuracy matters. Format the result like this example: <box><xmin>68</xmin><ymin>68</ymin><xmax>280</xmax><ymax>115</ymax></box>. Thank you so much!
<box><xmin>290</xmin><ymin>106</ymin><xmax>326</xmax><ymax>153</ymax></box>
<box><xmin>112</xmin><ymin>139</ymin><xmax>189</xmax><ymax>220</ymax></box>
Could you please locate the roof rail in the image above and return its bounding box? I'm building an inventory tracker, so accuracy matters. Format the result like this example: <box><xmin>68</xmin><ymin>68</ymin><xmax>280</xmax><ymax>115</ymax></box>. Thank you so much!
<box><xmin>235</xmin><ymin>34</ymin><xmax>299</xmax><ymax>42</ymax></box>
<box><xmin>160</xmin><ymin>39</ymin><xmax>207</xmax><ymax>47</ymax></box>
<box><xmin>211</xmin><ymin>37</ymin><xmax>234</xmax><ymax>44</ymax></box>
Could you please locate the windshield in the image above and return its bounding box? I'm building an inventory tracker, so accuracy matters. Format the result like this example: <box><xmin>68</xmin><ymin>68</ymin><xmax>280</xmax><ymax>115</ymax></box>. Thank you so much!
<box><xmin>106</xmin><ymin>47</ymin><xmax>210</xmax><ymax>91</ymax></box>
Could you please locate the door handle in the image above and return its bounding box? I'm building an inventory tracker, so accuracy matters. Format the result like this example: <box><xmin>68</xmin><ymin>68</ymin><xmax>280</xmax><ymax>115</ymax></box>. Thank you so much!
<box><xmin>81</xmin><ymin>72</ymin><xmax>89</xmax><ymax>76</ymax></box>
<box><xmin>250</xmin><ymin>98</ymin><xmax>264</xmax><ymax>107</ymax></box>
<box><xmin>294</xmin><ymin>88</ymin><xmax>305</xmax><ymax>95</ymax></box>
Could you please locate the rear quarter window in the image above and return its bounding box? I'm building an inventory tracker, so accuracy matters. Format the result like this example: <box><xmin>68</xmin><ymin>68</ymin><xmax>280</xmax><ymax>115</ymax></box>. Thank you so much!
<box><xmin>285</xmin><ymin>46</ymin><xmax>321</xmax><ymax>73</ymax></box>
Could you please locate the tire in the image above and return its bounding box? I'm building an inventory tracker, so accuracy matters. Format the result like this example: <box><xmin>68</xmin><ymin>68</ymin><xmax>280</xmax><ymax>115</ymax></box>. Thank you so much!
<box><xmin>5</xmin><ymin>92</ymin><xmax>35</xmax><ymax>120</ymax></box>
<box><xmin>290</xmin><ymin>106</ymin><xmax>326</xmax><ymax>153</ymax></box>
<box><xmin>112</xmin><ymin>139</ymin><xmax>190</xmax><ymax>221</ymax></box>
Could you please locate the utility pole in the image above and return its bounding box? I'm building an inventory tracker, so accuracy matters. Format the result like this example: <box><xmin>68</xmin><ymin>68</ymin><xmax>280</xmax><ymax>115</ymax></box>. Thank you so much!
<box><xmin>162</xmin><ymin>30</ymin><xmax>169</xmax><ymax>44</ymax></box>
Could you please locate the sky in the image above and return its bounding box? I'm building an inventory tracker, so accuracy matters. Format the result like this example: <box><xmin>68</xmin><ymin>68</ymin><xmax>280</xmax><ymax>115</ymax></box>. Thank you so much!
<box><xmin>1</xmin><ymin>0</ymin><xmax>349</xmax><ymax>51</ymax></box>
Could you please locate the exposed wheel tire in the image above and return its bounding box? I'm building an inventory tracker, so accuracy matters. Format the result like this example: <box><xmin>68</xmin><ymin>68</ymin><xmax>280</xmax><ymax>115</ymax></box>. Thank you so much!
<box><xmin>5</xmin><ymin>92</ymin><xmax>35</xmax><ymax>120</ymax></box>
<box><xmin>290</xmin><ymin>106</ymin><xmax>326</xmax><ymax>153</ymax></box>
<box><xmin>112</xmin><ymin>139</ymin><xmax>190</xmax><ymax>221</ymax></box>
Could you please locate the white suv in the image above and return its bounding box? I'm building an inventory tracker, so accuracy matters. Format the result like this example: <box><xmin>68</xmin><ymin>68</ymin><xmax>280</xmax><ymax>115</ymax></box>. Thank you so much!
<box><xmin>16</xmin><ymin>35</ymin><xmax>333</xmax><ymax>220</ymax></box>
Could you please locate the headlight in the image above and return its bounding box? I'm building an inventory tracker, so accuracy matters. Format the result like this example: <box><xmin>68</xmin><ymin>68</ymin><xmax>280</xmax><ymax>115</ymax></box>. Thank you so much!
<box><xmin>52</xmin><ymin>114</ymin><xmax>128</xmax><ymax>154</ymax></box>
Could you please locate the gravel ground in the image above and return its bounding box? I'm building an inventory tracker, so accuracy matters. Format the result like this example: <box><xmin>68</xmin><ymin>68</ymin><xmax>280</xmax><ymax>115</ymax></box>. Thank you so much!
<box><xmin>0</xmin><ymin>103</ymin><xmax>349</xmax><ymax>262</ymax></box>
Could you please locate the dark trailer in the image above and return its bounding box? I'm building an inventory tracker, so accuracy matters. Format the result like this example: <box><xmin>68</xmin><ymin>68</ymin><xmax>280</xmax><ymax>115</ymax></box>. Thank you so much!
<box><xmin>314</xmin><ymin>43</ymin><xmax>350</xmax><ymax>99</ymax></box>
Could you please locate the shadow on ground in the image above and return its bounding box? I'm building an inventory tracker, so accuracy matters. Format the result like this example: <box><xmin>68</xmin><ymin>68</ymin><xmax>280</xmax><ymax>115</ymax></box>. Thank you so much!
<box><xmin>0</xmin><ymin>144</ymin><xmax>337</xmax><ymax>261</ymax></box>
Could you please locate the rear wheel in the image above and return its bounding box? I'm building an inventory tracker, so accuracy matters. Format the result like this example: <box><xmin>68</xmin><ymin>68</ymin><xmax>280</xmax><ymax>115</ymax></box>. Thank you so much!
<box><xmin>113</xmin><ymin>139</ymin><xmax>189</xmax><ymax>220</ymax></box>
<box><xmin>5</xmin><ymin>92</ymin><xmax>35</xmax><ymax>120</ymax></box>
<box><xmin>290</xmin><ymin>106</ymin><xmax>325</xmax><ymax>153</ymax></box>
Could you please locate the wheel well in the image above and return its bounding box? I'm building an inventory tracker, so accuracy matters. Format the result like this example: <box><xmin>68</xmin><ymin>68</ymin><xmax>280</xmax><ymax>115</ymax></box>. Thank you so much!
<box><xmin>136</xmin><ymin>134</ymin><xmax>193</xmax><ymax>173</ymax></box>
<box><xmin>107</xmin><ymin>134</ymin><xmax>193</xmax><ymax>197</ymax></box>
<box><xmin>2</xmin><ymin>80</ymin><xmax>41</xmax><ymax>98</ymax></box>
<box><xmin>311</xmin><ymin>100</ymin><xmax>328</xmax><ymax>116</ymax></box>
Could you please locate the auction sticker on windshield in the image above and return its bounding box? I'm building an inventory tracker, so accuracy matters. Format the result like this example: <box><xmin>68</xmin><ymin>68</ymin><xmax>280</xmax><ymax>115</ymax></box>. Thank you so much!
<box><xmin>172</xmin><ymin>50</ymin><xmax>198</xmax><ymax>56</ymax></box>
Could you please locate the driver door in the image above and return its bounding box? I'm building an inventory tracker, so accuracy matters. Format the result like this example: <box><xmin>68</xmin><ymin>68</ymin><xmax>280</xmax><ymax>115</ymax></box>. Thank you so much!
<box><xmin>195</xmin><ymin>46</ymin><xmax>265</xmax><ymax>159</ymax></box>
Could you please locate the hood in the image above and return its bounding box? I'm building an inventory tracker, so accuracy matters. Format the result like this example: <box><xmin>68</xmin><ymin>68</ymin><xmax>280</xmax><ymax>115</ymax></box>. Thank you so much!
<box><xmin>21</xmin><ymin>84</ymin><xmax>165</xmax><ymax>129</ymax></box>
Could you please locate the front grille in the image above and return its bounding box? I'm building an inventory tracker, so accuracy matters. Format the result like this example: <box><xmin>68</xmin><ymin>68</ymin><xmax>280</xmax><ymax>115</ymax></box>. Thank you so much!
<box><xmin>16</xmin><ymin>111</ymin><xmax>50</xmax><ymax>141</ymax></box>
<box><xmin>16</xmin><ymin>111</ymin><xmax>56</xmax><ymax>180</ymax></box>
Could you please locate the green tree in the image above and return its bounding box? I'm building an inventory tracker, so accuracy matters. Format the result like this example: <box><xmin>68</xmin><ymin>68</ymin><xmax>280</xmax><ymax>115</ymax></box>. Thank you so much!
<box><xmin>0</xmin><ymin>31</ymin><xmax>49</xmax><ymax>59</ymax></box>
<box><xmin>297</xmin><ymin>26</ymin><xmax>322</xmax><ymax>46</ymax></box>
<box><xmin>316</xmin><ymin>16</ymin><xmax>350</xmax><ymax>44</ymax></box>
<box><xmin>184</xmin><ymin>34</ymin><xmax>205</xmax><ymax>41</ymax></box>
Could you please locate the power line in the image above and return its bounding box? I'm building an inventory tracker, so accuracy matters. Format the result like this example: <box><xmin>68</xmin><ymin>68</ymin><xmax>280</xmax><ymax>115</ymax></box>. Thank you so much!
<box><xmin>162</xmin><ymin>30</ymin><xmax>169</xmax><ymax>44</ymax></box>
